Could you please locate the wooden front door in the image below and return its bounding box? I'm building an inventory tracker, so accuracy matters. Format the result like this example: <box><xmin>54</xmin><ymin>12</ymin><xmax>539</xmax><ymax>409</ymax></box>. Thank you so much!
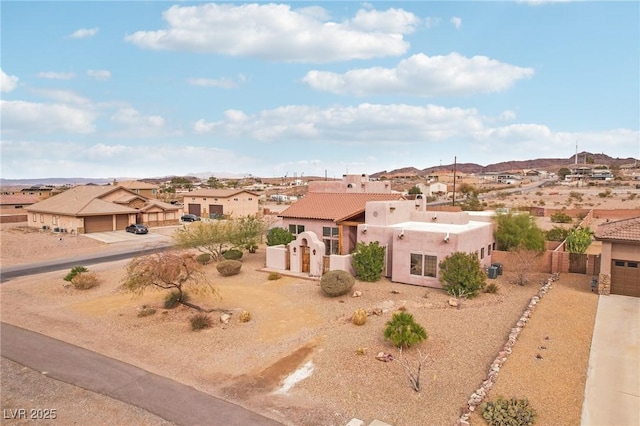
<box><xmin>301</xmin><ymin>246</ymin><xmax>310</xmax><ymax>273</ymax></box>
<box><xmin>569</xmin><ymin>253</ymin><xmax>587</xmax><ymax>274</ymax></box>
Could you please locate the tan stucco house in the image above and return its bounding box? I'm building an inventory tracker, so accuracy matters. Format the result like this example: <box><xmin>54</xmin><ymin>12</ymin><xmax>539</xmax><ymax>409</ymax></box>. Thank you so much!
<box><xmin>182</xmin><ymin>189</ymin><xmax>260</xmax><ymax>219</ymax></box>
<box><xmin>116</xmin><ymin>180</ymin><xmax>160</xmax><ymax>198</ymax></box>
<box><xmin>595</xmin><ymin>217</ymin><xmax>640</xmax><ymax>297</ymax></box>
<box><xmin>25</xmin><ymin>185</ymin><xmax>179</xmax><ymax>233</ymax></box>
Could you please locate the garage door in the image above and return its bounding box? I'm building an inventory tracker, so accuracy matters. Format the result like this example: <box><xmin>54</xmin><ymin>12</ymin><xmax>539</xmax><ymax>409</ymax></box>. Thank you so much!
<box><xmin>115</xmin><ymin>214</ymin><xmax>128</xmax><ymax>230</ymax></box>
<box><xmin>84</xmin><ymin>215</ymin><xmax>113</xmax><ymax>233</ymax></box>
<box><xmin>188</xmin><ymin>204</ymin><xmax>200</xmax><ymax>216</ymax></box>
<box><xmin>611</xmin><ymin>260</ymin><xmax>640</xmax><ymax>297</ymax></box>
<box><xmin>209</xmin><ymin>204</ymin><xmax>223</xmax><ymax>219</ymax></box>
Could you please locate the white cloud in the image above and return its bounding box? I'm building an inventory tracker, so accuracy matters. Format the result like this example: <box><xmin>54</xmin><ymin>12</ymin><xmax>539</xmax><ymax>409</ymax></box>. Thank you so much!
<box><xmin>29</xmin><ymin>88</ymin><xmax>91</xmax><ymax>105</ymax></box>
<box><xmin>424</xmin><ymin>17</ymin><xmax>441</xmax><ymax>29</ymax></box>
<box><xmin>0</xmin><ymin>100</ymin><xmax>96</xmax><ymax>134</ymax></box>
<box><xmin>37</xmin><ymin>71</ymin><xmax>76</xmax><ymax>80</ymax></box>
<box><xmin>516</xmin><ymin>0</ymin><xmax>572</xmax><ymax>5</ymax></box>
<box><xmin>187</xmin><ymin>75</ymin><xmax>245</xmax><ymax>89</ymax></box>
<box><xmin>303</xmin><ymin>53</ymin><xmax>534</xmax><ymax>97</ymax></box>
<box><xmin>87</xmin><ymin>69</ymin><xmax>111</xmax><ymax>80</ymax></box>
<box><xmin>1</xmin><ymin>69</ymin><xmax>19</xmax><ymax>92</ymax></box>
<box><xmin>450</xmin><ymin>17</ymin><xmax>462</xmax><ymax>29</ymax></box>
<box><xmin>69</xmin><ymin>27</ymin><xmax>99</xmax><ymax>39</ymax></box>
<box><xmin>109</xmin><ymin>107</ymin><xmax>182</xmax><ymax>138</ymax></box>
<box><xmin>125</xmin><ymin>3</ymin><xmax>414</xmax><ymax>62</ymax></box>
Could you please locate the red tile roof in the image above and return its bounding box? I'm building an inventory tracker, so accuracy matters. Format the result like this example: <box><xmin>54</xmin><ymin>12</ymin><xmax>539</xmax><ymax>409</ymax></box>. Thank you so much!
<box><xmin>594</xmin><ymin>216</ymin><xmax>640</xmax><ymax>242</ymax></box>
<box><xmin>279</xmin><ymin>192</ymin><xmax>404</xmax><ymax>222</ymax></box>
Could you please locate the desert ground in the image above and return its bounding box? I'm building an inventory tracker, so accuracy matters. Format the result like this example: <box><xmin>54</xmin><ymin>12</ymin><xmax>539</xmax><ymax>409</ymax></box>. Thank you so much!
<box><xmin>1</xmin><ymin>184</ymin><xmax>637</xmax><ymax>426</ymax></box>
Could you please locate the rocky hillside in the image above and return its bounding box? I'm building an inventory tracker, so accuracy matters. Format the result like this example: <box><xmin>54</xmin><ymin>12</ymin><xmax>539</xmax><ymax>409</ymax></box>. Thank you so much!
<box><xmin>371</xmin><ymin>152</ymin><xmax>638</xmax><ymax>178</ymax></box>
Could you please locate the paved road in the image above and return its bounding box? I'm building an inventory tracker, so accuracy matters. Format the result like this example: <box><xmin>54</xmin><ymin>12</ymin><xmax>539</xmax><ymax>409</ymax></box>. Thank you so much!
<box><xmin>0</xmin><ymin>323</ymin><xmax>283</xmax><ymax>426</ymax></box>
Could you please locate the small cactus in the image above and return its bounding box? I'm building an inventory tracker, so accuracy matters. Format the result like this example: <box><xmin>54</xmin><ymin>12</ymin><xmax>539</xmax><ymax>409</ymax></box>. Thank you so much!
<box><xmin>351</xmin><ymin>308</ymin><xmax>367</xmax><ymax>326</ymax></box>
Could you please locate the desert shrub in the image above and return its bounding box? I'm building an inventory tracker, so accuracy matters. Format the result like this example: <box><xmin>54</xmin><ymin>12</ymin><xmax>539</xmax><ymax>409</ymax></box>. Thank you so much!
<box><xmin>267</xmin><ymin>272</ymin><xmax>281</xmax><ymax>280</ymax></box>
<box><xmin>568</xmin><ymin>191</ymin><xmax>583</xmax><ymax>202</ymax></box>
<box><xmin>222</xmin><ymin>249</ymin><xmax>243</xmax><ymax>261</ymax></box>
<box><xmin>535</xmin><ymin>191</ymin><xmax>543</xmax><ymax>196</ymax></box>
<box><xmin>238</xmin><ymin>310</ymin><xmax>251</xmax><ymax>323</ymax></box>
<box><xmin>438</xmin><ymin>252</ymin><xmax>486</xmax><ymax>299</ymax></box>
<box><xmin>351</xmin><ymin>308</ymin><xmax>367</xmax><ymax>326</ymax></box>
<box><xmin>550</xmin><ymin>211</ymin><xmax>572</xmax><ymax>223</ymax></box>
<box><xmin>266</xmin><ymin>227</ymin><xmax>295</xmax><ymax>246</ymax></box>
<box><xmin>384</xmin><ymin>311</ymin><xmax>427</xmax><ymax>349</ymax></box>
<box><xmin>494</xmin><ymin>213</ymin><xmax>545</xmax><ymax>252</ymax></box>
<box><xmin>320</xmin><ymin>270</ymin><xmax>355</xmax><ymax>297</ymax></box>
<box><xmin>70</xmin><ymin>272</ymin><xmax>99</xmax><ymax>290</ymax></box>
<box><xmin>566</xmin><ymin>226</ymin><xmax>593</xmax><ymax>253</ymax></box>
<box><xmin>189</xmin><ymin>313</ymin><xmax>213</xmax><ymax>331</ymax></box>
<box><xmin>351</xmin><ymin>241</ymin><xmax>385</xmax><ymax>282</ymax></box>
<box><xmin>196</xmin><ymin>253</ymin><xmax>212</xmax><ymax>265</ymax></box>
<box><xmin>545</xmin><ymin>226</ymin><xmax>570</xmax><ymax>242</ymax></box>
<box><xmin>537</xmin><ymin>200</ymin><xmax>545</xmax><ymax>206</ymax></box>
<box><xmin>64</xmin><ymin>265</ymin><xmax>88</xmax><ymax>282</ymax></box>
<box><xmin>481</xmin><ymin>396</ymin><xmax>537</xmax><ymax>426</ymax></box>
<box><xmin>137</xmin><ymin>305</ymin><xmax>157</xmax><ymax>317</ymax></box>
<box><xmin>164</xmin><ymin>290</ymin><xmax>189</xmax><ymax>309</ymax></box>
<box><xmin>485</xmin><ymin>283</ymin><xmax>499</xmax><ymax>294</ymax></box>
<box><xmin>598</xmin><ymin>189</ymin><xmax>612</xmax><ymax>198</ymax></box>
<box><xmin>216</xmin><ymin>260</ymin><xmax>242</xmax><ymax>276</ymax></box>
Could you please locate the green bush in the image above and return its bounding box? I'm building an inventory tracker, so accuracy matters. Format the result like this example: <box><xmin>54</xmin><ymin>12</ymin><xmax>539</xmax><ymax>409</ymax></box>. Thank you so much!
<box><xmin>566</xmin><ymin>226</ymin><xmax>592</xmax><ymax>254</ymax></box>
<box><xmin>216</xmin><ymin>260</ymin><xmax>242</xmax><ymax>276</ymax></box>
<box><xmin>481</xmin><ymin>396</ymin><xmax>537</xmax><ymax>426</ymax></box>
<box><xmin>320</xmin><ymin>270</ymin><xmax>355</xmax><ymax>297</ymax></box>
<box><xmin>64</xmin><ymin>266</ymin><xmax>88</xmax><ymax>282</ymax></box>
<box><xmin>438</xmin><ymin>252</ymin><xmax>486</xmax><ymax>299</ymax></box>
<box><xmin>222</xmin><ymin>249</ymin><xmax>243</xmax><ymax>261</ymax></box>
<box><xmin>267</xmin><ymin>272</ymin><xmax>282</xmax><ymax>280</ymax></box>
<box><xmin>71</xmin><ymin>272</ymin><xmax>99</xmax><ymax>290</ymax></box>
<box><xmin>351</xmin><ymin>241</ymin><xmax>385</xmax><ymax>282</ymax></box>
<box><xmin>189</xmin><ymin>313</ymin><xmax>213</xmax><ymax>331</ymax></box>
<box><xmin>266</xmin><ymin>227</ymin><xmax>295</xmax><ymax>246</ymax></box>
<box><xmin>384</xmin><ymin>311</ymin><xmax>427</xmax><ymax>349</ymax></box>
<box><xmin>196</xmin><ymin>253</ymin><xmax>212</xmax><ymax>265</ymax></box>
<box><xmin>550</xmin><ymin>211</ymin><xmax>572</xmax><ymax>223</ymax></box>
<box><xmin>164</xmin><ymin>290</ymin><xmax>189</xmax><ymax>309</ymax></box>
<box><xmin>545</xmin><ymin>226</ymin><xmax>570</xmax><ymax>242</ymax></box>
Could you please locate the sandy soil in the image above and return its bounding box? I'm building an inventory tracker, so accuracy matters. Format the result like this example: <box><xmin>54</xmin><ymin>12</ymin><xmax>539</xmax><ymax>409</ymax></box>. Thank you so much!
<box><xmin>0</xmin><ymin>219</ymin><xmax>598</xmax><ymax>426</ymax></box>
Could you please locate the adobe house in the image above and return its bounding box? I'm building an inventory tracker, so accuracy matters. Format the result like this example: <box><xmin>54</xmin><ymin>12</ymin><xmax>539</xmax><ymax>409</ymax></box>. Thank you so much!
<box><xmin>182</xmin><ymin>189</ymin><xmax>259</xmax><ymax>219</ymax></box>
<box><xmin>357</xmin><ymin>199</ymin><xmax>495</xmax><ymax>288</ymax></box>
<box><xmin>308</xmin><ymin>174</ymin><xmax>392</xmax><ymax>194</ymax></box>
<box><xmin>25</xmin><ymin>185</ymin><xmax>180</xmax><ymax>233</ymax></box>
<box><xmin>267</xmin><ymin>196</ymin><xmax>495</xmax><ymax>288</ymax></box>
<box><xmin>594</xmin><ymin>217</ymin><xmax>640</xmax><ymax>297</ymax></box>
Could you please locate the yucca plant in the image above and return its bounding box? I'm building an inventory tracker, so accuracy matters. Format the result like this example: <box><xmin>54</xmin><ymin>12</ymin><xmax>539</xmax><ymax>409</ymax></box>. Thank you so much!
<box><xmin>384</xmin><ymin>311</ymin><xmax>427</xmax><ymax>349</ymax></box>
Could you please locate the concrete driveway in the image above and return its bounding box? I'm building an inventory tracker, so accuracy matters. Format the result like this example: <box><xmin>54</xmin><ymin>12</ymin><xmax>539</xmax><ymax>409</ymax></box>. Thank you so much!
<box><xmin>581</xmin><ymin>295</ymin><xmax>640</xmax><ymax>426</ymax></box>
<box><xmin>82</xmin><ymin>227</ymin><xmax>176</xmax><ymax>244</ymax></box>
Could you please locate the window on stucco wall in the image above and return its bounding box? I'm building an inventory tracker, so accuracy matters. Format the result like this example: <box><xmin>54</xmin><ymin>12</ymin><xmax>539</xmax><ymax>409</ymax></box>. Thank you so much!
<box><xmin>410</xmin><ymin>253</ymin><xmax>437</xmax><ymax>277</ymax></box>
<box><xmin>288</xmin><ymin>224</ymin><xmax>305</xmax><ymax>236</ymax></box>
<box><xmin>323</xmin><ymin>226</ymin><xmax>339</xmax><ymax>255</ymax></box>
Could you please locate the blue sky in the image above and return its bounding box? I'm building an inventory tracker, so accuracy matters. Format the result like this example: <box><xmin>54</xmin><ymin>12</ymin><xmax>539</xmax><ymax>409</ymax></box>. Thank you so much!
<box><xmin>1</xmin><ymin>1</ymin><xmax>639</xmax><ymax>180</ymax></box>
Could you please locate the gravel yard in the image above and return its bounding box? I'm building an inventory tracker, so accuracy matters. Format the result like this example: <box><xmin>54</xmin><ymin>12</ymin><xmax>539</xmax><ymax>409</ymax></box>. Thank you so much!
<box><xmin>0</xmin><ymin>220</ymin><xmax>597</xmax><ymax>426</ymax></box>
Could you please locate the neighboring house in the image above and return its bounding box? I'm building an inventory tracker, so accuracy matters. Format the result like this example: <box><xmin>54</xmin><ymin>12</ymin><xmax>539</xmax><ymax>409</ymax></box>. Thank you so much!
<box><xmin>415</xmin><ymin>182</ymin><xmax>447</xmax><ymax>197</ymax></box>
<box><xmin>594</xmin><ymin>217</ymin><xmax>640</xmax><ymax>297</ymax></box>
<box><xmin>116</xmin><ymin>180</ymin><xmax>160</xmax><ymax>198</ymax></box>
<box><xmin>308</xmin><ymin>174</ymin><xmax>392</xmax><ymax>194</ymax></box>
<box><xmin>25</xmin><ymin>185</ymin><xmax>179</xmax><ymax>233</ymax></box>
<box><xmin>267</xmin><ymin>196</ymin><xmax>495</xmax><ymax>288</ymax></box>
<box><xmin>182</xmin><ymin>189</ymin><xmax>259</xmax><ymax>219</ymax></box>
<box><xmin>0</xmin><ymin>194</ymin><xmax>40</xmax><ymax>214</ymax></box>
<box><xmin>20</xmin><ymin>185</ymin><xmax>57</xmax><ymax>199</ymax></box>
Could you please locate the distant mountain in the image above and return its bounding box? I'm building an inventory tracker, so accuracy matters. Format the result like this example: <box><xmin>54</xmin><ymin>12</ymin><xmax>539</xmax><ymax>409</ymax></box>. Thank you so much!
<box><xmin>371</xmin><ymin>152</ymin><xmax>638</xmax><ymax>178</ymax></box>
<box><xmin>0</xmin><ymin>177</ymin><xmax>114</xmax><ymax>186</ymax></box>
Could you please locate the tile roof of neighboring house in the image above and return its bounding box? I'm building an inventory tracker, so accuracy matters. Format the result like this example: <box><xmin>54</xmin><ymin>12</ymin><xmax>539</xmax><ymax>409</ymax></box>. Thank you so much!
<box><xmin>184</xmin><ymin>189</ymin><xmax>259</xmax><ymax>197</ymax></box>
<box><xmin>26</xmin><ymin>185</ymin><xmax>140</xmax><ymax>216</ymax></box>
<box><xmin>594</xmin><ymin>216</ymin><xmax>640</xmax><ymax>242</ymax></box>
<box><xmin>117</xmin><ymin>180</ymin><xmax>159</xmax><ymax>189</ymax></box>
<box><xmin>279</xmin><ymin>193</ymin><xmax>405</xmax><ymax>222</ymax></box>
<box><xmin>0</xmin><ymin>194</ymin><xmax>40</xmax><ymax>205</ymax></box>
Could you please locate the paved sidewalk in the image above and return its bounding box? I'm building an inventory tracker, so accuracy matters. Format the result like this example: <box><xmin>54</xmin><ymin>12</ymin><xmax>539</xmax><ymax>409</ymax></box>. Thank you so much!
<box><xmin>581</xmin><ymin>295</ymin><xmax>640</xmax><ymax>426</ymax></box>
<box><xmin>1</xmin><ymin>323</ymin><xmax>283</xmax><ymax>426</ymax></box>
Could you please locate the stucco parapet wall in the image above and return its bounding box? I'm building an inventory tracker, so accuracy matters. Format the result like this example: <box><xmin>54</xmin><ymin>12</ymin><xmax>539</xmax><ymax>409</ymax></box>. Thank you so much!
<box><xmin>390</xmin><ymin>220</ymin><xmax>491</xmax><ymax>234</ymax></box>
<box><xmin>456</xmin><ymin>274</ymin><xmax>558</xmax><ymax>425</ymax></box>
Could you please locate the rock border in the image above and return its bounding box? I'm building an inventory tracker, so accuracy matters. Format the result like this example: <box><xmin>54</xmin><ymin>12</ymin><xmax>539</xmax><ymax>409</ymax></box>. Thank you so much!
<box><xmin>455</xmin><ymin>274</ymin><xmax>557</xmax><ymax>425</ymax></box>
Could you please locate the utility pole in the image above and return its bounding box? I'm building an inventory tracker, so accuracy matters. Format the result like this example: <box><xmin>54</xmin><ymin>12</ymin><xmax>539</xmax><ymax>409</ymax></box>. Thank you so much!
<box><xmin>452</xmin><ymin>156</ymin><xmax>457</xmax><ymax>207</ymax></box>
